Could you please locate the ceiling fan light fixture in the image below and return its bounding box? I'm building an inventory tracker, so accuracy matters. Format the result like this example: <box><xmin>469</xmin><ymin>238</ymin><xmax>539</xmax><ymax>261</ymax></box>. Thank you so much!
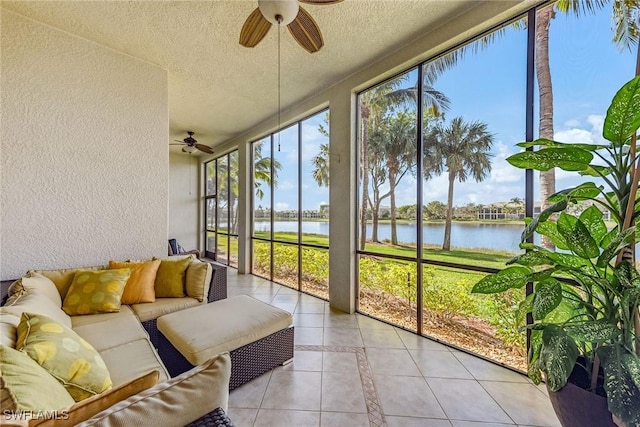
<box><xmin>183</xmin><ymin>145</ymin><xmax>197</xmax><ymax>154</ymax></box>
<box><xmin>258</xmin><ymin>0</ymin><xmax>299</xmax><ymax>26</ymax></box>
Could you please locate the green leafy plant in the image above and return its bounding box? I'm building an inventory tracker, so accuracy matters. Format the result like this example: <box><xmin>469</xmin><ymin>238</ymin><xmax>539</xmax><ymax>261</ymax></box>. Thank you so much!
<box><xmin>472</xmin><ymin>75</ymin><xmax>640</xmax><ymax>426</ymax></box>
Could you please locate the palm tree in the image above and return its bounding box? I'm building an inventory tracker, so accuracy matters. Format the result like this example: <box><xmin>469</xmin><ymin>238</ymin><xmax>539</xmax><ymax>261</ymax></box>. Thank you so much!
<box><xmin>424</xmin><ymin>117</ymin><xmax>495</xmax><ymax>251</ymax></box>
<box><xmin>311</xmin><ymin>143</ymin><xmax>330</xmax><ymax>187</ymax></box>
<box><xmin>370</xmin><ymin>110</ymin><xmax>417</xmax><ymax>244</ymax></box>
<box><xmin>253</xmin><ymin>141</ymin><xmax>281</xmax><ymax>201</ymax></box>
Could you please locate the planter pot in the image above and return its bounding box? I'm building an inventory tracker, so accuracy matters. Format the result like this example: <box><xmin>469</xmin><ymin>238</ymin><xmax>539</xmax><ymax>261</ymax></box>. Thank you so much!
<box><xmin>547</xmin><ymin>362</ymin><xmax>616</xmax><ymax>427</ymax></box>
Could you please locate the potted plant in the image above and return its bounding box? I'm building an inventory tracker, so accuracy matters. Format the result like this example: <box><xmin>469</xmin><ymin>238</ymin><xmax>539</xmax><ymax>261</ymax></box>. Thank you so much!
<box><xmin>471</xmin><ymin>75</ymin><xmax>640</xmax><ymax>427</ymax></box>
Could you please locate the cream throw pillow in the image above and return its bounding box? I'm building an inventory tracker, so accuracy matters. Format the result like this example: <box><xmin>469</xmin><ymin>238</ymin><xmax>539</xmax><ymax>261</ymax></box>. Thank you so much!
<box><xmin>8</xmin><ymin>274</ymin><xmax>62</xmax><ymax>307</ymax></box>
<box><xmin>185</xmin><ymin>261</ymin><xmax>212</xmax><ymax>302</ymax></box>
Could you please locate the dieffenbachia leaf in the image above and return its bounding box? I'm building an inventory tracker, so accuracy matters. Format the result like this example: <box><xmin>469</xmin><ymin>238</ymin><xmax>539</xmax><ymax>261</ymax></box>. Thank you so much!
<box><xmin>579</xmin><ymin>205</ymin><xmax>608</xmax><ymax>244</ymax></box>
<box><xmin>521</xmin><ymin>199</ymin><xmax>568</xmax><ymax>242</ymax></box>
<box><xmin>603</xmin><ymin>75</ymin><xmax>640</xmax><ymax>146</ymax></box>
<box><xmin>516</xmin><ymin>138</ymin><xmax>607</xmax><ymax>151</ymax></box>
<box><xmin>547</xmin><ymin>182</ymin><xmax>602</xmax><ymax>203</ymax></box>
<box><xmin>507</xmin><ymin>251</ymin><xmax>555</xmax><ymax>267</ymax></box>
<box><xmin>596</xmin><ymin>227</ymin><xmax>636</xmax><ymax>268</ymax></box>
<box><xmin>557</xmin><ymin>212</ymin><xmax>600</xmax><ymax>259</ymax></box>
<box><xmin>540</xmin><ymin>325</ymin><xmax>579</xmax><ymax>392</ymax></box>
<box><xmin>471</xmin><ymin>266</ymin><xmax>532</xmax><ymax>294</ymax></box>
<box><xmin>598</xmin><ymin>344</ymin><xmax>640</xmax><ymax>426</ymax></box>
<box><xmin>507</xmin><ymin>147</ymin><xmax>594</xmax><ymax>172</ymax></box>
<box><xmin>532</xmin><ymin>279</ymin><xmax>562</xmax><ymax>321</ymax></box>
<box><xmin>536</xmin><ymin>221</ymin><xmax>570</xmax><ymax>250</ymax></box>
<box><xmin>563</xmin><ymin>320</ymin><xmax>620</xmax><ymax>343</ymax></box>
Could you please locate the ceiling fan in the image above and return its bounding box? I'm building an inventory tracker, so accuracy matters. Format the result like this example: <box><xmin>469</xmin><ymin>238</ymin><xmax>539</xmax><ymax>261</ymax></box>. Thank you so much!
<box><xmin>170</xmin><ymin>132</ymin><xmax>214</xmax><ymax>154</ymax></box>
<box><xmin>239</xmin><ymin>0</ymin><xmax>343</xmax><ymax>54</ymax></box>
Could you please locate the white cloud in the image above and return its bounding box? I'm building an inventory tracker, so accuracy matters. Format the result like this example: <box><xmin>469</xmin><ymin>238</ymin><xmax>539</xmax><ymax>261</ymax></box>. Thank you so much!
<box><xmin>554</xmin><ymin>128</ymin><xmax>593</xmax><ymax>144</ymax></box>
<box><xmin>275</xmin><ymin>202</ymin><xmax>289</xmax><ymax>210</ymax></box>
<box><xmin>564</xmin><ymin>119</ymin><xmax>581</xmax><ymax>128</ymax></box>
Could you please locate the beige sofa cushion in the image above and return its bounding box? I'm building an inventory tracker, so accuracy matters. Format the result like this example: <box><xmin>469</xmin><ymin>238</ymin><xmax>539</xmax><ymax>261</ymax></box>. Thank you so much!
<box><xmin>29</xmin><ymin>265</ymin><xmax>105</xmax><ymax>300</ymax></box>
<box><xmin>130</xmin><ymin>297</ymin><xmax>200</xmax><ymax>323</ymax></box>
<box><xmin>70</xmin><ymin>306</ymin><xmax>135</xmax><ymax>328</ymax></box>
<box><xmin>157</xmin><ymin>295</ymin><xmax>293</xmax><ymax>366</ymax></box>
<box><xmin>185</xmin><ymin>260</ymin><xmax>212</xmax><ymax>302</ymax></box>
<box><xmin>98</xmin><ymin>339</ymin><xmax>169</xmax><ymax>387</ymax></box>
<box><xmin>72</xmin><ymin>315</ymin><xmax>150</xmax><ymax>353</ymax></box>
<box><xmin>1</xmin><ymin>291</ymin><xmax>72</xmax><ymax>329</ymax></box>
<box><xmin>8</xmin><ymin>274</ymin><xmax>62</xmax><ymax>306</ymax></box>
<box><xmin>76</xmin><ymin>353</ymin><xmax>231</xmax><ymax>427</ymax></box>
<box><xmin>0</xmin><ymin>313</ymin><xmax>20</xmax><ymax>348</ymax></box>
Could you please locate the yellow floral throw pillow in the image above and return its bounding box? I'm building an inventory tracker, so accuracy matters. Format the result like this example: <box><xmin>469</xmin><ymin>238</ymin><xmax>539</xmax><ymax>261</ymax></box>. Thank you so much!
<box><xmin>17</xmin><ymin>312</ymin><xmax>113</xmax><ymax>401</ymax></box>
<box><xmin>62</xmin><ymin>269</ymin><xmax>130</xmax><ymax>315</ymax></box>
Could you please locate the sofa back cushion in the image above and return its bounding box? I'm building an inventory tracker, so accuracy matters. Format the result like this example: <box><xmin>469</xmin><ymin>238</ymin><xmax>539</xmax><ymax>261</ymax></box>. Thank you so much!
<box><xmin>29</xmin><ymin>266</ymin><xmax>106</xmax><ymax>300</ymax></box>
<box><xmin>0</xmin><ymin>313</ymin><xmax>19</xmax><ymax>348</ymax></box>
<box><xmin>17</xmin><ymin>312</ymin><xmax>113</xmax><ymax>402</ymax></box>
<box><xmin>108</xmin><ymin>260</ymin><xmax>160</xmax><ymax>304</ymax></box>
<box><xmin>8</xmin><ymin>274</ymin><xmax>62</xmax><ymax>307</ymax></box>
<box><xmin>2</xmin><ymin>291</ymin><xmax>72</xmax><ymax>329</ymax></box>
<box><xmin>185</xmin><ymin>261</ymin><xmax>212</xmax><ymax>303</ymax></box>
<box><xmin>0</xmin><ymin>345</ymin><xmax>75</xmax><ymax>413</ymax></box>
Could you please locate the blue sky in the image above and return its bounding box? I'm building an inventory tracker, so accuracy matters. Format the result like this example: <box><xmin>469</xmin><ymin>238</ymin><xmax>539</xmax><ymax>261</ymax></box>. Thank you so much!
<box><xmin>267</xmin><ymin>5</ymin><xmax>636</xmax><ymax>212</ymax></box>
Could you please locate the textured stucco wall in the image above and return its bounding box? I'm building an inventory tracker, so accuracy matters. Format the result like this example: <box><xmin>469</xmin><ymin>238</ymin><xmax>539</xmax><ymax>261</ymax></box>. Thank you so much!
<box><xmin>0</xmin><ymin>10</ymin><xmax>169</xmax><ymax>279</ymax></box>
<box><xmin>168</xmin><ymin>153</ymin><xmax>199</xmax><ymax>252</ymax></box>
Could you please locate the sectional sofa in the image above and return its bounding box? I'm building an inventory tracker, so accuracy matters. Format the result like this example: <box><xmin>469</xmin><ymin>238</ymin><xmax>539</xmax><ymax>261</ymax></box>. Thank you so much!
<box><xmin>0</xmin><ymin>255</ymin><xmax>232</xmax><ymax>426</ymax></box>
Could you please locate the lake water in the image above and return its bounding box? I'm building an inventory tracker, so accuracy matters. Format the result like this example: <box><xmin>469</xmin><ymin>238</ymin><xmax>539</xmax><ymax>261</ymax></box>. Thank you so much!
<box><xmin>255</xmin><ymin>221</ymin><xmax>540</xmax><ymax>253</ymax></box>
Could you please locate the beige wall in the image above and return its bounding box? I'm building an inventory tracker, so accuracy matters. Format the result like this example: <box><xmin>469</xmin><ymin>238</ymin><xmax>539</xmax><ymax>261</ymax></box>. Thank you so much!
<box><xmin>168</xmin><ymin>152</ymin><xmax>199</xmax><ymax>252</ymax></box>
<box><xmin>0</xmin><ymin>10</ymin><xmax>169</xmax><ymax>279</ymax></box>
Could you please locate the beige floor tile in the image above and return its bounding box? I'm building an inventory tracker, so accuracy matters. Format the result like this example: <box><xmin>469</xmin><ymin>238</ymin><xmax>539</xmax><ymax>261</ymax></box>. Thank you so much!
<box><xmin>356</xmin><ymin>314</ymin><xmax>395</xmax><ymax>330</ymax></box>
<box><xmin>277</xmin><ymin>350</ymin><xmax>323</xmax><ymax>372</ymax></box>
<box><xmin>322</xmin><ymin>352</ymin><xmax>358</xmax><ymax>373</ymax></box>
<box><xmin>396</xmin><ymin>328</ymin><xmax>451</xmax><ymax>351</ymax></box>
<box><xmin>229</xmin><ymin>371</ymin><xmax>271</xmax><ymax>408</ymax></box>
<box><xmin>293</xmin><ymin>313</ymin><xmax>325</xmax><ymax>328</ymax></box>
<box><xmin>277</xmin><ymin>286</ymin><xmax>302</xmax><ymax>295</ymax></box>
<box><xmin>321</xmin><ymin>370</ymin><xmax>367</xmax><ymax>413</ymax></box>
<box><xmin>249</xmin><ymin>294</ymin><xmax>276</xmax><ymax>303</ymax></box>
<box><xmin>386</xmin><ymin>416</ymin><xmax>452</xmax><ymax>427</ymax></box>
<box><xmin>253</xmin><ymin>409</ymin><xmax>320</xmax><ymax>427</ymax></box>
<box><xmin>451</xmin><ymin>421</ymin><xmax>515</xmax><ymax>427</ymax></box>
<box><xmin>453</xmin><ymin>352</ymin><xmax>528</xmax><ymax>383</ymax></box>
<box><xmin>294</xmin><ymin>327</ymin><xmax>324</xmax><ymax>345</ymax></box>
<box><xmin>323</xmin><ymin>311</ymin><xmax>359</xmax><ymax>328</ymax></box>
<box><xmin>323</xmin><ymin>327</ymin><xmax>363</xmax><ymax>347</ymax></box>
<box><xmin>374</xmin><ymin>374</ymin><xmax>446</xmax><ymax>418</ymax></box>
<box><xmin>261</xmin><ymin>370</ymin><xmax>322</xmax><ymax>411</ymax></box>
<box><xmin>367</xmin><ymin>348</ymin><xmax>422</xmax><ymax>376</ymax></box>
<box><xmin>426</xmin><ymin>378</ymin><xmax>512</xmax><ymax>424</ymax></box>
<box><xmin>269</xmin><ymin>301</ymin><xmax>296</xmax><ymax>313</ymax></box>
<box><xmin>320</xmin><ymin>412</ymin><xmax>370</xmax><ymax>427</ymax></box>
<box><xmin>480</xmin><ymin>381</ymin><xmax>561</xmax><ymax>427</ymax></box>
<box><xmin>361</xmin><ymin>328</ymin><xmax>405</xmax><ymax>349</ymax></box>
<box><xmin>410</xmin><ymin>349</ymin><xmax>474</xmax><ymax>379</ymax></box>
<box><xmin>225</xmin><ymin>407</ymin><xmax>258</xmax><ymax>426</ymax></box>
<box><xmin>296</xmin><ymin>302</ymin><xmax>327</xmax><ymax>314</ymax></box>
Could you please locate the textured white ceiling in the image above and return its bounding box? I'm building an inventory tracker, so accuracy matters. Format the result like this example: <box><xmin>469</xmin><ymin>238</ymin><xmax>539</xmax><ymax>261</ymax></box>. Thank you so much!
<box><xmin>3</xmin><ymin>0</ymin><xmax>514</xmax><ymax>153</ymax></box>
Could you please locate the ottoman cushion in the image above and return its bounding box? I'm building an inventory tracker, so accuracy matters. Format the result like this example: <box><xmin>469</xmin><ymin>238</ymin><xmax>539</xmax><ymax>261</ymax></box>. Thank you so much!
<box><xmin>157</xmin><ymin>295</ymin><xmax>293</xmax><ymax>366</ymax></box>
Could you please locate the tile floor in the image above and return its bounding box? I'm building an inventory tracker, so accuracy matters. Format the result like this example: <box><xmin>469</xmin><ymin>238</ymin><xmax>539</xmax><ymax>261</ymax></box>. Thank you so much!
<box><xmin>224</xmin><ymin>269</ymin><xmax>561</xmax><ymax>427</ymax></box>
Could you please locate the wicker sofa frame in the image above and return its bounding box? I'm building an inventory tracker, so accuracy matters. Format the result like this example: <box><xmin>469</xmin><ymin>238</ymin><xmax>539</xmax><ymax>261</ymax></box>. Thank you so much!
<box><xmin>158</xmin><ymin>326</ymin><xmax>294</xmax><ymax>390</ymax></box>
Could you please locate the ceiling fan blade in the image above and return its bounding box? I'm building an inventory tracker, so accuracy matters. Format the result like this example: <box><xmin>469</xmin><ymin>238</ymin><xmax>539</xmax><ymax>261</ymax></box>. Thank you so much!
<box><xmin>300</xmin><ymin>0</ymin><xmax>343</xmax><ymax>4</ymax></box>
<box><xmin>196</xmin><ymin>144</ymin><xmax>214</xmax><ymax>154</ymax></box>
<box><xmin>287</xmin><ymin>7</ymin><xmax>324</xmax><ymax>53</ymax></box>
<box><xmin>240</xmin><ymin>8</ymin><xmax>272</xmax><ymax>48</ymax></box>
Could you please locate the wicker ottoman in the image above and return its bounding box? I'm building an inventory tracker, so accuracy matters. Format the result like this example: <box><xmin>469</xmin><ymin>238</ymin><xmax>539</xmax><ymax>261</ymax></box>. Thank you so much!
<box><xmin>157</xmin><ymin>295</ymin><xmax>294</xmax><ymax>390</ymax></box>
